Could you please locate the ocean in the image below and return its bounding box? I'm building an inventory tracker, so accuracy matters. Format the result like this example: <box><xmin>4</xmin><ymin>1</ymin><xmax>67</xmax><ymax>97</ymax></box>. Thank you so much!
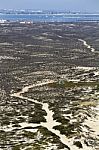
<box><xmin>0</xmin><ymin>14</ymin><xmax>99</xmax><ymax>22</ymax></box>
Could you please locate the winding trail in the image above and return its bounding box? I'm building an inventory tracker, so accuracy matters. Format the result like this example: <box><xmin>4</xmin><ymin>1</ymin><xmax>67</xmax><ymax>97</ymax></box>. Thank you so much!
<box><xmin>78</xmin><ymin>39</ymin><xmax>95</xmax><ymax>52</ymax></box>
<box><xmin>11</xmin><ymin>80</ymin><xmax>95</xmax><ymax>150</ymax></box>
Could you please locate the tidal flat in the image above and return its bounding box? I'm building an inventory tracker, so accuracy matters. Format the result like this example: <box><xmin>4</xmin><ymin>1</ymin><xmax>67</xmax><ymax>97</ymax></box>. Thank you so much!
<box><xmin>0</xmin><ymin>22</ymin><xmax>99</xmax><ymax>150</ymax></box>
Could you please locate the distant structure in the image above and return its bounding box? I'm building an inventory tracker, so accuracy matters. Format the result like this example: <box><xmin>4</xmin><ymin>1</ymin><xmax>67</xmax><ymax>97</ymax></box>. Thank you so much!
<box><xmin>20</xmin><ymin>21</ymin><xmax>33</xmax><ymax>24</ymax></box>
<box><xmin>0</xmin><ymin>19</ymin><xmax>7</xmax><ymax>23</ymax></box>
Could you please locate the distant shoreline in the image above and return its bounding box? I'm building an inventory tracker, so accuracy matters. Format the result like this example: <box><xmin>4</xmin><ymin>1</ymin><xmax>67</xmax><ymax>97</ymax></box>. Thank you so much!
<box><xmin>0</xmin><ymin>13</ymin><xmax>99</xmax><ymax>22</ymax></box>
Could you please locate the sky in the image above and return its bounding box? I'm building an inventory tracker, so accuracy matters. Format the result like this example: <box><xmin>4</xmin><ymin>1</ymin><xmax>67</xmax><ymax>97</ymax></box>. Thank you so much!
<box><xmin>0</xmin><ymin>0</ymin><xmax>99</xmax><ymax>12</ymax></box>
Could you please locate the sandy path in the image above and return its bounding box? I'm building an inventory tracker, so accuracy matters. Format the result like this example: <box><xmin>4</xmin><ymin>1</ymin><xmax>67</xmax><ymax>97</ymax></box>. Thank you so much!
<box><xmin>10</xmin><ymin>80</ymin><xmax>95</xmax><ymax>150</ymax></box>
<box><xmin>78</xmin><ymin>39</ymin><xmax>95</xmax><ymax>52</ymax></box>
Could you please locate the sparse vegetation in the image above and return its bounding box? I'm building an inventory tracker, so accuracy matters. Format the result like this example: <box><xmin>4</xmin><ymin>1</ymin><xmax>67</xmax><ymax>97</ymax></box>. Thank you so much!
<box><xmin>0</xmin><ymin>22</ymin><xmax>99</xmax><ymax>150</ymax></box>
<box><xmin>48</xmin><ymin>80</ymin><xmax>99</xmax><ymax>88</ymax></box>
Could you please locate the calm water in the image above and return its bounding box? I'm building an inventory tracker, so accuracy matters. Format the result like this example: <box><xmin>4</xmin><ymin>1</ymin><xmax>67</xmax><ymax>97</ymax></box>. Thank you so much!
<box><xmin>0</xmin><ymin>14</ymin><xmax>99</xmax><ymax>22</ymax></box>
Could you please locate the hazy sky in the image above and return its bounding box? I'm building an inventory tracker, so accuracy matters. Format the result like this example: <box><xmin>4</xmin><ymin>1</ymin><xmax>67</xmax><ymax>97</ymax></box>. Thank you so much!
<box><xmin>0</xmin><ymin>0</ymin><xmax>99</xmax><ymax>12</ymax></box>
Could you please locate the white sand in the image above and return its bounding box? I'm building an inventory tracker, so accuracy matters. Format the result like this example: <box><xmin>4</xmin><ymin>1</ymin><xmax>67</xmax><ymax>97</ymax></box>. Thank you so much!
<box><xmin>78</xmin><ymin>39</ymin><xmax>95</xmax><ymax>52</ymax></box>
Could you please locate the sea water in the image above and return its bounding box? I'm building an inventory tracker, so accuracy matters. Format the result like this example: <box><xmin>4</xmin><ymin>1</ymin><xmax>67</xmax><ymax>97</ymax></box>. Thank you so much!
<box><xmin>0</xmin><ymin>14</ymin><xmax>99</xmax><ymax>22</ymax></box>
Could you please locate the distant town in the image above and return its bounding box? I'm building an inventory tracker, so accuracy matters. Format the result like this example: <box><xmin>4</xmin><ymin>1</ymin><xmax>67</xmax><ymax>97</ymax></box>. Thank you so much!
<box><xmin>0</xmin><ymin>9</ymin><xmax>99</xmax><ymax>15</ymax></box>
